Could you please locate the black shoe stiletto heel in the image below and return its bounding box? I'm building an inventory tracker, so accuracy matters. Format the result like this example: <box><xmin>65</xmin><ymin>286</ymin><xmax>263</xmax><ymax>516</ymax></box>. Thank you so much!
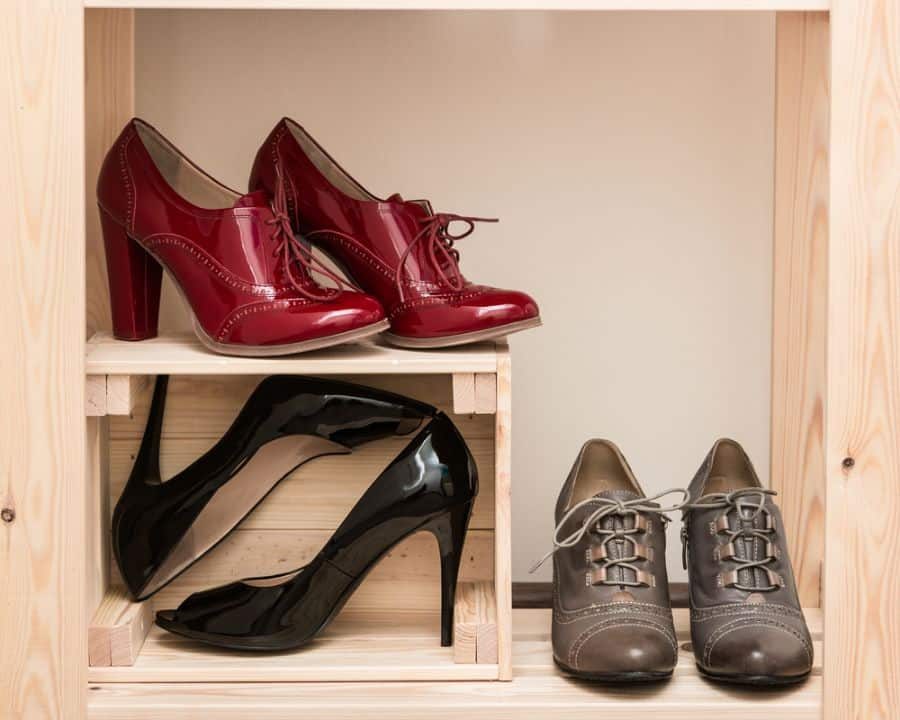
<box><xmin>155</xmin><ymin>412</ymin><xmax>478</xmax><ymax>651</ymax></box>
<box><xmin>426</xmin><ymin>499</ymin><xmax>474</xmax><ymax>646</ymax></box>
<box><xmin>113</xmin><ymin>375</ymin><xmax>435</xmax><ymax>601</ymax></box>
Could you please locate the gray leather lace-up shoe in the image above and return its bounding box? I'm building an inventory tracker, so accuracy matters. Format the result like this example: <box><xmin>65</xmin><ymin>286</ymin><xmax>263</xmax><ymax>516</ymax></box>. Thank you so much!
<box><xmin>681</xmin><ymin>439</ymin><xmax>813</xmax><ymax>686</ymax></box>
<box><xmin>538</xmin><ymin>440</ymin><xmax>687</xmax><ymax>682</ymax></box>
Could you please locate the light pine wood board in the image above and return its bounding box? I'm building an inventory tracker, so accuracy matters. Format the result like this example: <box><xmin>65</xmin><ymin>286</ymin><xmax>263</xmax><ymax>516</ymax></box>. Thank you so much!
<box><xmin>825</xmin><ymin>1</ymin><xmax>900</xmax><ymax>718</ymax></box>
<box><xmin>106</xmin><ymin>373</ymin><xmax>496</xmax><ymax>529</ymax></box>
<box><xmin>127</xmin><ymin>528</ymin><xmax>494</xmax><ymax>611</ymax></box>
<box><xmin>771</xmin><ymin>11</ymin><xmax>829</xmax><ymax>608</ymax></box>
<box><xmin>108</xmin><ymin>436</ymin><xmax>496</xmax><ymax>529</ymax></box>
<box><xmin>106</xmin><ymin>374</ymin><xmax>151</xmax><ymax>415</ymax></box>
<box><xmin>82</xmin><ymin>1</ymin><xmax>831</xmax><ymax>11</ymax></box>
<box><xmin>88</xmin><ymin>678</ymin><xmax>824</xmax><ymax>720</ymax></box>
<box><xmin>87</xmin><ymin>375</ymin><xmax>109</xmax><ymax>416</ymax></box>
<box><xmin>106</xmin><ymin>373</ymin><xmax>495</xmax><ymax>437</ymax></box>
<box><xmin>493</xmin><ymin>344</ymin><xmax>513</xmax><ymax>679</ymax></box>
<box><xmin>1</xmin><ymin>2</ymin><xmax>88</xmax><ymax>719</ymax></box>
<box><xmin>87</xmin><ymin>417</ymin><xmax>112</xmax><ymax>622</ymax></box>
<box><xmin>87</xmin><ymin>332</ymin><xmax>501</xmax><ymax>375</ymax></box>
<box><xmin>89</xmin><ymin>587</ymin><xmax>154</xmax><ymax>666</ymax></box>
<box><xmin>453</xmin><ymin>580</ymin><xmax>498</xmax><ymax>664</ymax></box>
<box><xmin>87</xmin><ymin>609</ymin><xmax>822</xmax><ymax>715</ymax></box>
<box><xmin>89</xmin><ymin>611</ymin><xmax>499</xmax><ymax>682</ymax></box>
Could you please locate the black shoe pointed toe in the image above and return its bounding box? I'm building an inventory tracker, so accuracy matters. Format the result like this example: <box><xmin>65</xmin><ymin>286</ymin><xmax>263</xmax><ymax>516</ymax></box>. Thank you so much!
<box><xmin>113</xmin><ymin>375</ymin><xmax>435</xmax><ymax>601</ymax></box>
<box><xmin>155</xmin><ymin>412</ymin><xmax>477</xmax><ymax>651</ymax></box>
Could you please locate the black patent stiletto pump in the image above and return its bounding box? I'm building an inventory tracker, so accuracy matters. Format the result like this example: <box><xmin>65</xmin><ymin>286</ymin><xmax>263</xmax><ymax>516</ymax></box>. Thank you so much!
<box><xmin>113</xmin><ymin>375</ymin><xmax>434</xmax><ymax>601</ymax></box>
<box><xmin>155</xmin><ymin>412</ymin><xmax>477</xmax><ymax>651</ymax></box>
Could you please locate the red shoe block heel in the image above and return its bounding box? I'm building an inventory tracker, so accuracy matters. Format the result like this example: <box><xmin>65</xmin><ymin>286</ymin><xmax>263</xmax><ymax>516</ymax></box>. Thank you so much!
<box><xmin>99</xmin><ymin>206</ymin><xmax>162</xmax><ymax>341</ymax></box>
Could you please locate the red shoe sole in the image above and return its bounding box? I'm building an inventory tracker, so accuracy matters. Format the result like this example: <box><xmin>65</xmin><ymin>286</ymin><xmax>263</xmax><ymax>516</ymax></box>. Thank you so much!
<box><xmin>381</xmin><ymin>316</ymin><xmax>541</xmax><ymax>349</ymax></box>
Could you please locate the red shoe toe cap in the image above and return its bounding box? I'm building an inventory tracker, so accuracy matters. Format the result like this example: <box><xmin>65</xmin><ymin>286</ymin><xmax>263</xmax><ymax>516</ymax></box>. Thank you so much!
<box><xmin>391</xmin><ymin>286</ymin><xmax>539</xmax><ymax>340</ymax></box>
<box><xmin>218</xmin><ymin>291</ymin><xmax>385</xmax><ymax>349</ymax></box>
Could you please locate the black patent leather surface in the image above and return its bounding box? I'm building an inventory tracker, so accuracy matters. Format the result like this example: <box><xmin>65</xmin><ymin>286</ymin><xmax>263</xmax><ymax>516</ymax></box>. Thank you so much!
<box><xmin>113</xmin><ymin>375</ymin><xmax>435</xmax><ymax>600</ymax></box>
<box><xmin>155</xmin><ymin>412</ymin><xmax>477</xmax><ymax>650</ymax></box>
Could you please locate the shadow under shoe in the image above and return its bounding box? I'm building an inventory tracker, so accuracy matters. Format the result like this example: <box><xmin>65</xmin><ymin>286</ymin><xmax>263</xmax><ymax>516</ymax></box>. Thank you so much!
<box><xmin>113</xmin><ymin>375</ymin><xmax>435</xmax><ymax>601</ymax></box>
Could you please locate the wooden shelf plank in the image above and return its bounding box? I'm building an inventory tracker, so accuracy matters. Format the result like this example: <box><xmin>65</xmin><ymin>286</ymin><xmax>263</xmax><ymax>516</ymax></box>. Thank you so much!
<box><xmin>86</xmin><ymin>332</ymin><xmax>499</xmax><ymax>376</ymax></box>
<box><xmin>88</xmin><ymin>608</ymin><xmax>823</xmax><ymax>718</ymax></box>
<box><xmin>89</xmin><ymin>678</ymin><xmax>824</xmax><ymax>720</ymax></box>
<box><xmin>89</xmin><ymin>588</ymin><xmax>153</xmax><ymax>667</ymax></box>
<box><xmin>88</xmin><ymin>611</ymin><xmax>498</xmax><ymax>682</ymax></box>
<box><xmin>84</xmin><ymin>1</ymin><xmax>830</xmax><ymax>11</ymax></box>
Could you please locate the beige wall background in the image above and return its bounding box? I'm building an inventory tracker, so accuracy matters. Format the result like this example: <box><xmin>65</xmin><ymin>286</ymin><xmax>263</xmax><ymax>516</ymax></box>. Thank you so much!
<box><xmin>136</xmin><ymin>9</ymin><xmax>774</xmax><ymax>582</ymax></box>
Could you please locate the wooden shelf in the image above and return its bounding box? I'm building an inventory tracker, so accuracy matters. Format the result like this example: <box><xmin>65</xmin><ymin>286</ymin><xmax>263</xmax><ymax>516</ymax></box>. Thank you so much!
<box><xmin>88</xmin><ymin>601</ymin><xmax>498</xmax><ymax>683</ymax></box>
<box><xmin>86</xmin><ymin>332</ymin><xmax>500</xmax><ymax>376</ymax></box>
<box><xmin>88</xmin><ymin>607</ymin><xmax>822</xmax><ymax>719</ymax></box>
<box><xmin>83</xmin><ymin>1</ymin><xmax>830</xmax><ymax>10</ymax></box>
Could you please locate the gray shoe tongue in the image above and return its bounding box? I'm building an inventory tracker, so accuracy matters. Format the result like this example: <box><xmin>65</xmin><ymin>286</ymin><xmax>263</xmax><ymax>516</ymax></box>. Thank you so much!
<box><xmin>561</xmin><ymin>489</ymin><xmax>644</xmax><ymax>534</ymax></box>
<box><xmin>594</xmin><ymin>489</ymin><xmax>642</xmax><ymax>502</ymax></box>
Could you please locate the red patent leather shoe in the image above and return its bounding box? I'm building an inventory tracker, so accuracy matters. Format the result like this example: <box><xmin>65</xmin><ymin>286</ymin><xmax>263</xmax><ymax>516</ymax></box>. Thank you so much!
<box><xmin>249</xmin><ymin>119</ymin><xmax>541</xmax><ymax>348</ymax></box>
<box><xmin>96</xmin><ymin>119</ymin><xmax>388</xmax><ymax>356</ymax></box>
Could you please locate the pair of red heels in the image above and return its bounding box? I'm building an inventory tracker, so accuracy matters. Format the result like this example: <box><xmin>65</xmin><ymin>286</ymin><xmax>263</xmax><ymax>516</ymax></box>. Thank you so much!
<box><xmin>97</xmin><ymin>118</ymin><xmax>541</xmax><ymax>356</ymax></box>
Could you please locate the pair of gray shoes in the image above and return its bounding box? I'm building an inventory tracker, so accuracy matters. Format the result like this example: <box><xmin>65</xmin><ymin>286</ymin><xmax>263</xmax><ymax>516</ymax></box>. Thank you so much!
<box><xmin>540</xmin><ymin>438</ymin><xmax>812</xmax><ymax>685</ymax></box>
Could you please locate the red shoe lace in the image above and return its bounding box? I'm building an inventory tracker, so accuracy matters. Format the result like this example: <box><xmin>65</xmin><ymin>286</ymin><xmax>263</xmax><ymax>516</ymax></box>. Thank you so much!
<box><xmin>266</xmin><ymin>163</ymin><xmax>357</xmax><ymax>301</ymax></box>
<box><xmin>305</xmin><ymin>207</ymin><xmax>497</xmax><ymax>303</ymax></box>
<box><xmin>394</xmin><ymin>213</ymin><xmax>497</xmax><ymax>302</ymax></box>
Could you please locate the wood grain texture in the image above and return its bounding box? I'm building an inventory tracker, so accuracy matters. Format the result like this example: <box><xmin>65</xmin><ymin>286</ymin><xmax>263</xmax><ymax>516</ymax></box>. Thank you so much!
<box><xmin>771</xmin><ymin>10</ymin><xmax>830</xmax><ymax>608</ymax></box>
<box><xmin>475</xmin><ymin>582</ymin><xmax>499</xmax><ymax>663</ymax></box>
<box><xmin>87</xmin><ymin>417</ymin><xmax>111</xmax><ymax>622</ymax></box>
<box><xmin>88</xmin><ymin>587</ymin><xmax>153</xmax><ymax>666</ymax></box>
<box><xmin>475</xmin><ymin>373</ymin><xmax>498</xmax><ymax>414</ymax></box>
<box><xmin>106</xmin><ymin>373</ymin><xmax>495</xmax><ymax>528</ymax></box>
<box><xmin>87</xmin><ymin>609</ymin><xmax>823</xmax><ymax>718</ymax></box>
<box><xmin>825</xmin><ymin>1</ymin><xmax>900</xmax><ymax>718</ymax></box>
<box><xmin>106</xmin><ymin>373</ymin><xmax>494</xmax><ymax>436</ymax></box>
<box><xmin>87</xmin><ymin>332</ymin><xmax>500</xmax><ymax>375</ymax></box>
<box><xmin>453</xmin><ymin>583</ymin><xmax>479</xmax><ymax>663</ymax></box>
<box><xmin>128</xmin><ymin>528</ymin><xmax>494</xmax><ymax>611</ymax></box>
<box><xmin>494</xmin><ymin>343</ymin><xmax>512</xmax><ymax>680</ymax></box>
<box><xmin>453</xmin><ymin>372</ymin><xmax>476</xmax><ymax>414</ymax></box>
<box><xmin>85</xmin><ymin>9</ymin><xmax>134</xmax><ymax>337</ymax></box>
<box><xmin>87</xmin><ymin>375</ymin><xmax>108</xmax><ymax>416</ymax></box>
<box><xmin>89</xmin><ymin>617</ymin><xmax>499</xmax><ymax>683</ymax></box>
<box><xmin>107</xmin><ymin>435</ymin><xmax>496</xmax><ymax>529</ymax></box>
<box><xmin>106</xmin><ymin>374</ymin><xmax>150</xmax><ymax>415</ymax></box>
<box><xmin>82</xmin><ymin>0</ymin><xmax>831</xmax><ymax>10</ymax></box>
<box><xmin>453</xmin><ymin>581</ymin><xmax>497</xmax><ymax>664</ymax></box>
<box><xmin>0</xmin><ymin>2</ymin><xmax>87</xmax><ymax>718</ymax></box>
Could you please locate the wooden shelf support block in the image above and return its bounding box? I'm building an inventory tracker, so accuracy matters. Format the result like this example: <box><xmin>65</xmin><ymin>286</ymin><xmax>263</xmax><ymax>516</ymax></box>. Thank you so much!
<box><xmin>89</xmin><ymin>588</ymin><xmax>153</xmax><ymax>667</ymax></box>
<box><xmin>474</xmin><ymin>373</ymin><xmax>498</xmax><ymax>414</ymax></box>
<box><xmin>453</xmin><ymin>373</ymin><xmax>497</xmax><ymax>414</ymax></box>
<box><xmin>452</xmin><ymin>373</ymin><xmax>476</xmax><ymax>414</ymax></box>
<box><xmin>86</xmin><ymin>375</ymin><xmax>152</xmax><ymax>417</ymax></box>
<box><xmin>86</xmin><ymin>375</ymin><xmax>108</xmax><ymax>417</ymax></box>
<box><xmin>107</xmin><ymin>375</ymin><xmax>151</xmax><ymax>416</ymax></box>
<box><xmin>453</xmin><ymin>581</ymin><xmax>498</xmax><ymax>664</ymax></box>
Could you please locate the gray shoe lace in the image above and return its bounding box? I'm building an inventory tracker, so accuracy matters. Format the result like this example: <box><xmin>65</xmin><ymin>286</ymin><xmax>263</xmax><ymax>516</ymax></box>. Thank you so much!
<box><xmin>530</xmin><ymin>489</ymin><xmax>689</xmax><ymax>585</ymax></box>
<box><xmin>685</xmin><ymin>488</ymin><xmax>783</xmax><ymax>592</ymax></box>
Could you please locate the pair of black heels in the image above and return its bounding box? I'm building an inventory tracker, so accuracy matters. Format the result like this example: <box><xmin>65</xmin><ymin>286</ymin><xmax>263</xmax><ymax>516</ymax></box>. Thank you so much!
<box><xmin>113</xmin><ymin>376</ymin><xmax>478</xmax><ymax>651</ymax></box>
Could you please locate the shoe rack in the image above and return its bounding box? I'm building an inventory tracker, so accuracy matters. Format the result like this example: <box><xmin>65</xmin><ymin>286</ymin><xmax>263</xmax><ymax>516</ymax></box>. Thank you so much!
<box><xmin>82</xmin><ymin>335</ymin><xmax>511</xmax><ymax>682</ymax></box>
<box><xmin>2</xmin><ymin>2</ymin><xmax>898</xmax><ymax>720</ymax></box>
